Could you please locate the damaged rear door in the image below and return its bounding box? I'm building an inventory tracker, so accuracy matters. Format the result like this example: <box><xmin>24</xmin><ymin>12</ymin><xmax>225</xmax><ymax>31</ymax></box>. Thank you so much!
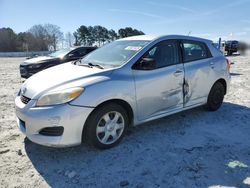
<box><xmin>181</xmin><ymin>40</ymin><xmax>214</xmax><ymax>107</ymax></box>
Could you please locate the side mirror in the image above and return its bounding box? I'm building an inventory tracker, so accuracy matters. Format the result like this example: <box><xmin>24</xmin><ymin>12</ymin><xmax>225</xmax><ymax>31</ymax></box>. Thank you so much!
<box><xmin>134</xmin><ymin>57</ymin><xmax>156</xmax><ymax>70</ymax></box>
<box><xmin>65</xmin><ymin>53</ymin><xmax>78</xmax><ymax>61</ymax></box>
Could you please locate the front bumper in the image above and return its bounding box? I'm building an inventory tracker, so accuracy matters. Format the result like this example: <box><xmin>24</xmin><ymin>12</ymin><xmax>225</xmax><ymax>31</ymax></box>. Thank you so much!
<box><xmin>15</xmin><ymin>96</ymin><xmax>94</xmax><ymax>147</ymax></box>
<box><xmin>20</xmin><ymin>66</ymin><xmax>34</xmax><ymax>78</ymax></box>
<box><xmin>19</xmin><ymin>65</ymin><xmax>43</xmax><ymax>78</ymax></box>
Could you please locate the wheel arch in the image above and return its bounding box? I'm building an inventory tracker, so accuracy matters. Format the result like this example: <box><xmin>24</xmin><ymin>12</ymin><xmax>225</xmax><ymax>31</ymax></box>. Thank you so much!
<box><xmin>213</xmin><ymin>78</ymin><xmax>227</xmax><ymax>95</ymax></box>
<box><xmin>81</xmin><ymin>99</ymin><xmax>134</xmax><ymax>142</ymax></box>
<box><xmin>94</xmin><ymin>99</ymin><xmax>134</xmax><ymax>125</ymax></box>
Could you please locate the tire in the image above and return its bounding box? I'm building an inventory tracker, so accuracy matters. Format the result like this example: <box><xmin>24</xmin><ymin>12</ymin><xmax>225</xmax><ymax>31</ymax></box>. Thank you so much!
<box><xmin>84</xmin><ymin>103</ymin><xmax>129</xmax><ymax>149</ymax></box>
<box><xmin>206</xmin><ymin>82</ymin><xmax>225</xmax><ymax>111</ymax></box>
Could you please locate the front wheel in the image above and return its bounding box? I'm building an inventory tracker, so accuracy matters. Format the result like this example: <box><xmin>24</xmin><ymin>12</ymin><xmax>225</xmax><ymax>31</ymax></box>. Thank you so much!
<box><xmin>84</xmin><ymin>103</ymin><xmax>129</xmax><ymax>149</ymax></box>
<box><xmin>206</xmin><ymin>82</ymin><xmax>225</xmax><ymax>111</ymax></box>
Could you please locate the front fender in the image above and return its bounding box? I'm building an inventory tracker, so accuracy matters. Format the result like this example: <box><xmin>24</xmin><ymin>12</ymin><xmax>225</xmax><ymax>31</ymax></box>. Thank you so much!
<box><xmin>69</xmin><ymin>73</ymin><xmax>136</xmax><ymax>115</ymax></box>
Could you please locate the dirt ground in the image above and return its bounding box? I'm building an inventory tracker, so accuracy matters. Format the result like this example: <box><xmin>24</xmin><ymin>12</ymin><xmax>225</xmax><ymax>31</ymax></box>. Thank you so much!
<box><xmin>0</xmin><ymin>55</ymin><xmax>250</xmax><ymax>188</ymax></box>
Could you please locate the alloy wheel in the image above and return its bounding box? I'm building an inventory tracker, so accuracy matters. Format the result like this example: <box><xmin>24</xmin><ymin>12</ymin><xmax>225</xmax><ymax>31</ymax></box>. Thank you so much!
<box><xmin>96</xmin><ymin>111</ymin><xmax>125</xmax><ymax>145</ymax></box>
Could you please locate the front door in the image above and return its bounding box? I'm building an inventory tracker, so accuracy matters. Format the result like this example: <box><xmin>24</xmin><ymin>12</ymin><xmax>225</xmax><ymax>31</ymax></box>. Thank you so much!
<box><xmin>132</xmin><ymin>40</ymin><xmax>184</xmax><ymax>121</ymax></box>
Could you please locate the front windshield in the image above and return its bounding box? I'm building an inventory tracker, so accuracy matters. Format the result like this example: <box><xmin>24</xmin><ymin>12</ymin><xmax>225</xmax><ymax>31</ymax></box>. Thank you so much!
<box><xmin>49</xmin><ymin>49</ymin><xmax>72</xmax><ymax>58</ymax></box>
<box><xmin>80</xmin><ymin>40</ymin><xmax>149</xmax><ymax>67</ymax></box>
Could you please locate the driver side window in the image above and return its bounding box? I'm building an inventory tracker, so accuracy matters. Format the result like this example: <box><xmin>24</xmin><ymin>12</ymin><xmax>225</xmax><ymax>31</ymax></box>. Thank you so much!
<box><xmin>135</xmin><ymin>40</ymin><xmax>180</xmax><ymax>70</ymax></box>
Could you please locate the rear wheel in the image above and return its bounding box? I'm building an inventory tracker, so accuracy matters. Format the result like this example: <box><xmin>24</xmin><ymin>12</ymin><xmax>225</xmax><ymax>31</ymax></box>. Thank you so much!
<box><xmin>206</xmin><ymin>82</ymin><xmax>225</xmax><ymax>111</ymax></box>
<box><xmin>84</xmin><ymin>103</ymin><xmax>129</xmax><ymax>149</ymax></box>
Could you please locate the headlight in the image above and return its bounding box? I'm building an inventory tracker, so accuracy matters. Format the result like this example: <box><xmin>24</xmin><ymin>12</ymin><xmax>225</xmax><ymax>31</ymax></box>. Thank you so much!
<box><xmin>36</xmin><ymin>87</ymin><xmax>84</xmax><ymax>107</ymax></box>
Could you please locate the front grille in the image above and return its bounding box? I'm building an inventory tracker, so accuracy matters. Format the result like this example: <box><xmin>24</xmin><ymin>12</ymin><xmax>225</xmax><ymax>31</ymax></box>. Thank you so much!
<box><xmin>20</xmin><ymin>67</ymin><xmax>26</xmax><ymax>73</ymax></box>
<box><xmin>20</xmin><ymin>95</ymin><xmax>31</xmax><ymax>104</ymax></box>
<box><xmin>20</xmin><ymin>65</ymin><xmax>27</xmax><ymax>74</ymax></box>
<box><xmin>39</xmin><ymin>127</ymin><xmax>64</xmax><ymax>136</ymax></box>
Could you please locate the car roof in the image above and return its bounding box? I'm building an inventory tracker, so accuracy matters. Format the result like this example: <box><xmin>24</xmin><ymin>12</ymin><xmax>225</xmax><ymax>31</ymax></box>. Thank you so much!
<box><xmin>118</xmin><ymin>34</ymin><xmax>212</xmax><ymax>43</ymax></box>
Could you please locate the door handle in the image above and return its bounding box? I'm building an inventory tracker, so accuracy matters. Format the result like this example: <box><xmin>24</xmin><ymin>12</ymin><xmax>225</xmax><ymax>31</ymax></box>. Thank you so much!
<box><xmin>174</xmin><ymin>69</ymin><xmax>183</xmax><ymax>76</ymax></box>
<box><xmin>210</xmin><ymin>62</ymin><xmax>215</xmax><ymax>69</ymax></box>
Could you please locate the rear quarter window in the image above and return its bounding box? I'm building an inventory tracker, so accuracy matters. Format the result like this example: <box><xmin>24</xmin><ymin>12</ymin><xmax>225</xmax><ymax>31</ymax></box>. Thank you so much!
<box><xmin>182</xmin><ymin>40</ymin><xmax>212</xmax><ymax>62</ymax></box>
<box><xmin>211</xmin><ymin>43</ymin><xmax>224</xmax><ymax>55</ymax></box>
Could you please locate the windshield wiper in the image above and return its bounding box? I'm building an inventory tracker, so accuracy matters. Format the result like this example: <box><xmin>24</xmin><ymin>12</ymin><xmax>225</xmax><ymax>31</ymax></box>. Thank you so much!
<box><xmin>87</xmin><ymin>62</ymin><xmax>104</xmax><ymax>69</ymax></box>
<box><xmin>73</xmin><ymin>58</ymin><xmax>83</xmax><ymax>65</ymax></box>
<box><xmin>78</xmin><ymin>63</ymin><xmax>92</xmax><ymax>68</ymax></box>
<box><xmin>74</xmin><ymin>60</ymin><xmax>104</xmax><ymax>69</ymax></box>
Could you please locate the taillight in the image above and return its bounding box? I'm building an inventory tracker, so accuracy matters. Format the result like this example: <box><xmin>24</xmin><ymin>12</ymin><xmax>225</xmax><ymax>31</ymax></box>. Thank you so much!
<box><xmin>226</xmin><ymin>58</ymin><xmax>231</xmax><ymax>71</ymax></box>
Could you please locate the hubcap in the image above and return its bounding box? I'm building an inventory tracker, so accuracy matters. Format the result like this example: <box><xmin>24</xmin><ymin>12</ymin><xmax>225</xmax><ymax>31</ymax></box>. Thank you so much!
<box><xmin>96</xmin><ymin>111</ymin><xmax>125</xmax><ymax>145</ymax></box>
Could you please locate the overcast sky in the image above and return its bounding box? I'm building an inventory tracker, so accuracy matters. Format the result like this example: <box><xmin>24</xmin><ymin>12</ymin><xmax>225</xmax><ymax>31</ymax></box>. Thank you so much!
<box><xmin>1</xmin><ymin>0</ymin><xmax>250</xmax><ymax>42</ymax></box>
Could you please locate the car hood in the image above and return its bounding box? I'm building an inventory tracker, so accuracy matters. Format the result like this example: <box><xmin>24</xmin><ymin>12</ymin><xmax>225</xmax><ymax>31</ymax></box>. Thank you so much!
<box><xmin>22</xmin><ymin>56</ymin><xmax>59</xmax><ymax>65</ymax></box>
<box><xmin>21</xmin><ymin>62</ymin><xmax>113</xmax><ymax>99</ymax></box>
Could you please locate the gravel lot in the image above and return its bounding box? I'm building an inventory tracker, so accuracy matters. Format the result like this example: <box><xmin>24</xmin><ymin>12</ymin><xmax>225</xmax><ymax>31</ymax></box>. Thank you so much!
<box><xmin>0</xmin><ymin>55</ymin><xmax>250</xmax><ymax>188</ymax></box>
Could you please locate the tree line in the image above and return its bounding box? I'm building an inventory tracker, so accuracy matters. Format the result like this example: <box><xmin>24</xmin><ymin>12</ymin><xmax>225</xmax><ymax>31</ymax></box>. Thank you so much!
<box><xmin>73</xmin><ymin>25</ymin><xmax>144</xmax><ymax>46</ymax></box>
<box><xmin>0</xmin><ymin>24</ymin><xmax>63</xmax><ymax>52</ymax></box>
<box><xmin>0</xmin><ymin>24</ymin><xmax>145</xmax><ymax>52</ymax></box>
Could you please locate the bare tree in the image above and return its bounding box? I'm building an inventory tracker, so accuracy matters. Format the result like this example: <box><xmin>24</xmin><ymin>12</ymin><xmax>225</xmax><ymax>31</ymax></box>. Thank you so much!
<box><xmin>28</xmin><ymin>24</ymin><xmax>63</xmax><ymax>51</ymax></box>
<box><xmin>28</xmin><ymin>24</ymin><xmax>48</xmax><ymax>50</ymax></box>
<box><xmin>43</xmin><ymin>23</ymin><xmax>63</xmax><ymax>50</ymax></box>
<box><xmin>65</xmin><ymin>32</ymin><xmax>74</xmax><ymax>47</ymax></box>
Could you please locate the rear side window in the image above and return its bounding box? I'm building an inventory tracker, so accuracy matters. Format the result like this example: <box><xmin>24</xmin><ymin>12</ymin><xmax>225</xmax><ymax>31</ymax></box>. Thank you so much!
<box><xmin>182</xmin><ymin>41</ymin><xmax>211</xmax><ymax>62</ymax></box>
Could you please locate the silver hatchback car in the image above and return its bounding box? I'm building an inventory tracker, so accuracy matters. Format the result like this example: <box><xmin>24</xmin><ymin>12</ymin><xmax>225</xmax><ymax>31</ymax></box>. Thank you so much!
<box><xmin>15</xmin><ymin>35</ymin><xmax>230</xmax><ymax>149</ymax></box>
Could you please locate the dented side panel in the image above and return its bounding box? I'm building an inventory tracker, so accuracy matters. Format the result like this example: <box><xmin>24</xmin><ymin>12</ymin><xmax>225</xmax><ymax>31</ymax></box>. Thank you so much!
<box><xmin>183</xmin><ymin>58</ymin><xmax>213</xmax><ymax>106</ymax></box>
<box><xmin>133</xmin><ymin>64</ymin><xmax>184</xmax><ymax>121</ymax></box>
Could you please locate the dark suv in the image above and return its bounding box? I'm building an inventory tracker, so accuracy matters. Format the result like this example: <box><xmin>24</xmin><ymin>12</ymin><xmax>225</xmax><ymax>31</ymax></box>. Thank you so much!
<box><xmin>225</xmin><ymin>40</ymin><xmax>239</xmax><ymax>55</ymax></box>
<box><xmin>20</xmin><ymin>46</ymin><xmax>97</xmax><ymax>78</ymax></box>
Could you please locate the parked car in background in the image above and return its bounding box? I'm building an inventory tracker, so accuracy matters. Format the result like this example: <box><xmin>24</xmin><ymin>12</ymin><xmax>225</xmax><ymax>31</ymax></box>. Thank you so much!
<box><xmin>225</xmin><ymin>40</ymin><xmax>239</xmax><ymax>55</ymax></box>
<box><xmin>26</xmin><ymin>54</ymin><xmax>39</xmax><ymax>59</ymax></box>
<box><xmin>15</xmin><ymin>35</ymin><xmax>230</xmax><ymax>149</ymax></box>
<box><xmin>238</xmin><ymin>41</ymin><xmax>248</xmax><ymax>55</ymax></box>
<box><xmin>19</xmin><ymin>46</ymin><xmax>97</xmax><ymax>78</ymax></box>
